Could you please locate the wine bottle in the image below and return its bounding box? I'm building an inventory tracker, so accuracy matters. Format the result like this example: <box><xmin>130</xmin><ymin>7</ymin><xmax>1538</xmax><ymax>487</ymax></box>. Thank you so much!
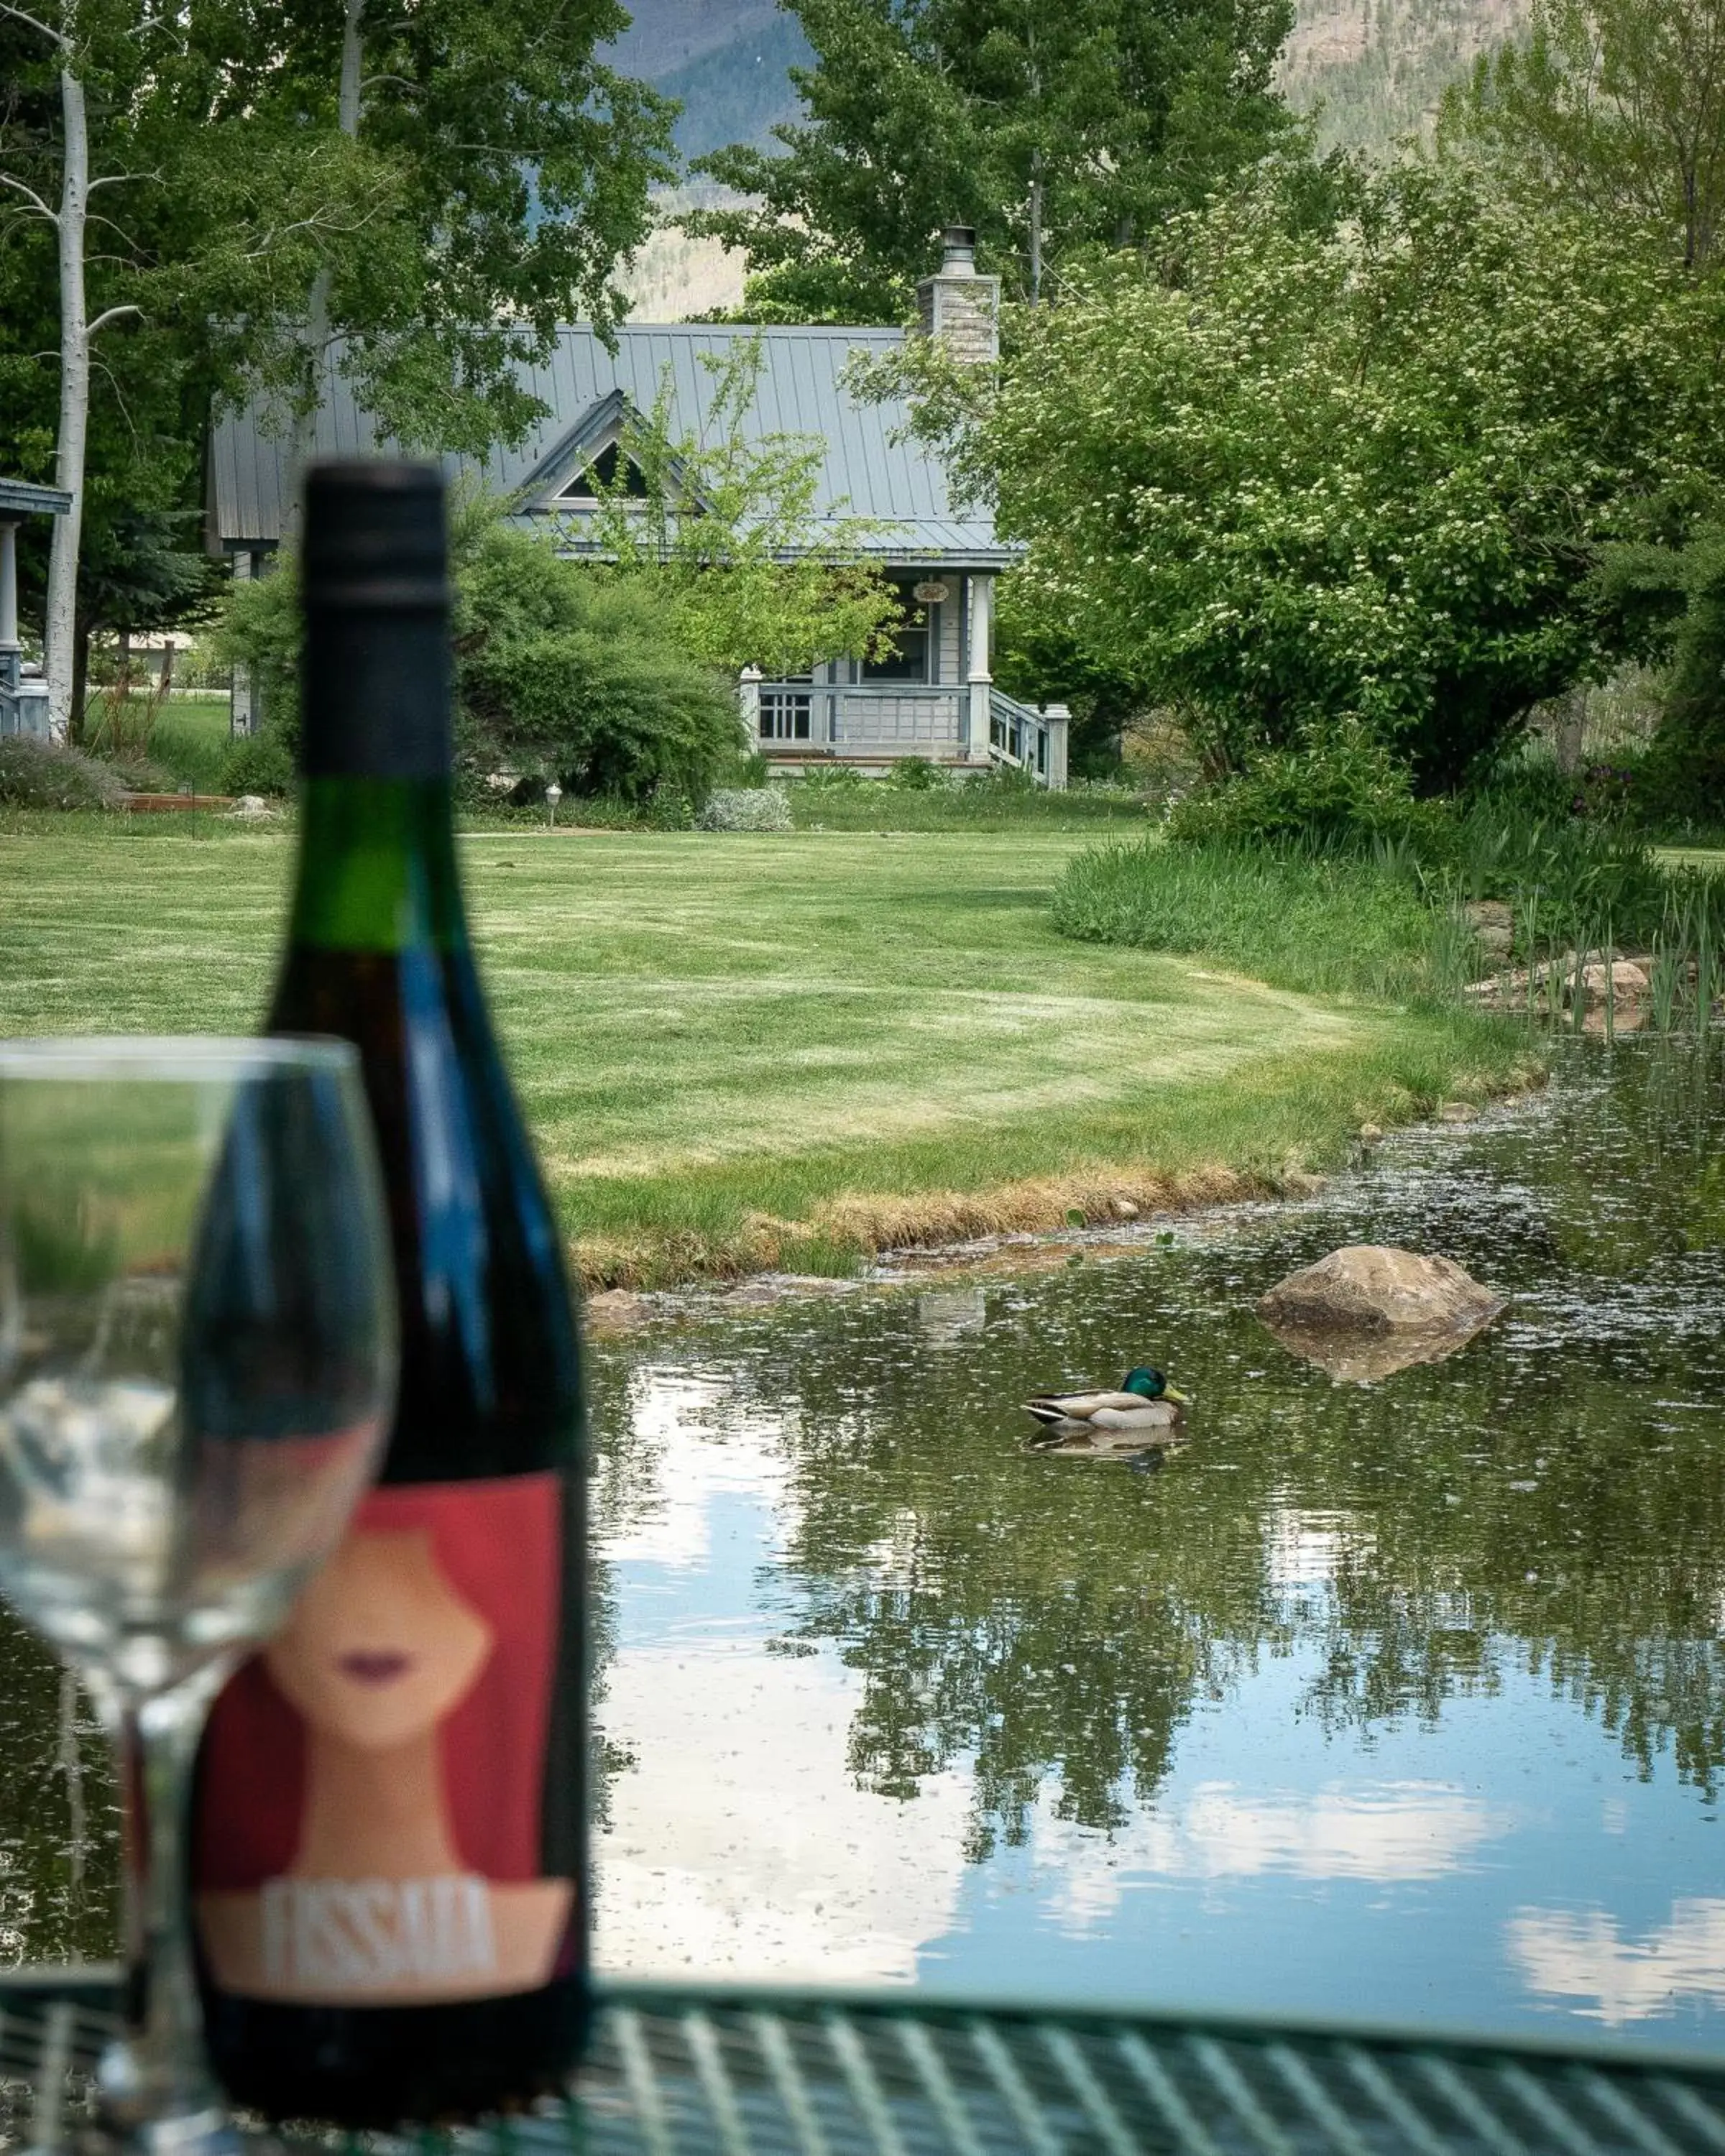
<box><xmin>189</xmin><ymin>461</ymin><xmax>588</xmax><ymax>2126</ymax></box>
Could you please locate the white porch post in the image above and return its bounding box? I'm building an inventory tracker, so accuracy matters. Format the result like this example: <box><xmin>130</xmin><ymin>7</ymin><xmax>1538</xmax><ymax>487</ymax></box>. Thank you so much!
<box><xmin>229</xmin><ymin>550</ymin><xmax>256</xmax><ymax>737</ymax></box>
<box><xmin>0</xmin><ymin>522</ymin><xmax>19</xmax><ymax>694</ymax></box>
<box><xmin>1042</xmin><ymin>703</ymin><xmax>1070</xmax><ymax>791</ymax></box>
<box><xmin>738</xmin><ymin>665</ymin><xmax>763</xmax><ymax>747</ymax></box>
<box><xmin>966</xmin><ymin>571</ymin><xmax>993</xmax><ymax>766</ymax></box>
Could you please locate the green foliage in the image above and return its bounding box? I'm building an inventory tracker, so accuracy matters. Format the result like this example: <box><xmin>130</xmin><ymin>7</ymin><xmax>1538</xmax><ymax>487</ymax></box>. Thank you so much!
<box><xmin>0</xmin><ymin>737</ymin><xmax>124</xmax><ymax>811</ymax></box>
<box><xmin>70</xmin><ymin>510</ymin><xmax>219</xmax><ymax>693</ymax></box>
<box><xmin>218</xmin><ymin>728</ymin><xmax>296</xmax><ymax>800</ymax></box>
<box><xmin>886</xmin><ymin>755</ymin><xmax>947</xmax><ymax>792</ymax></box>
<box><xmin>714</xmin><ymin>255</ymin><xmax>915</xmax><ymax>330</ymax></box>
<box><xmin>456</xmin><ymin>524</ymin><xmax>742</xmax><ymax>806</ymax></box>
<box><xmin>212</xmin><ymin>566</ymin><xmax>300</xmax><ymax>744</ymax></box>
<box><xmin>1169</xmin><ymin>724</ymin><xmax>1445</xmax><ymax>852</ymax></box>
<box><xmin>785</xmin><ymin>765</ymin><xmax>1144</xmax><ymax>830</ymax></box>
<box><xmin>1594</xmin><ymin>522</ymin><xmax>1725</xmax><ymax>825</ymax></box>
<box><xmin>1054</xmin><ymin>837</ymin><xmax>1448</xmax><ymax>1001</ymax></box>
<box><xmin>215</xmin><ymin>512</ymin><xmax>745</xmax><ymax>806</ymax></box>
<box><xmin>1440</xmin><ymin>0</ymin><xmax>1725</xmax><ymax>273</ymax></box>
<box><xmin>1451</xmin><ymin>786</ymin><xmax>1669</xmax><ymax>940</ymax></box>
<box><xmin>901</xmin><ymin>157</ymin><xmax>1720</xmax><ymax>793</ymax></box>
<box><xmin>144</xmin><ymin>703</ymin><xmax>239</xmax><ymax>794</ymax></box>
<box><xmin>576</xmin><ymin>336</ymin><xmax>898</xmax><ymax>678</ymax></box>
<box><xmin>683</xmin><ymin>0</ymin><xmax>1295</xmax><ymax>315</ymax></box>
<box><xmin>0</xmin><ymin>0</ymin><xmax>675</xmax><ymax>684</ymax></box>
<box><xmin>194</xmin><ymin>0</ymin><xmax>677</xmax><ymax>456</ymax></box>
<box><xmin>993</xmin><ymin>573</ymin><xmax>1141</xmax><ymax>778</ymax></box>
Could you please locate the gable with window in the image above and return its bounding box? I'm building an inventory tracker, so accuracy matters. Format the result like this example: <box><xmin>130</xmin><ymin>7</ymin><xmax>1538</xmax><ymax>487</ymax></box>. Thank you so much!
<box><xmin>553</xmin><ymin>436</ymin><xmax>652</xmax><ymax>506</ymax></box>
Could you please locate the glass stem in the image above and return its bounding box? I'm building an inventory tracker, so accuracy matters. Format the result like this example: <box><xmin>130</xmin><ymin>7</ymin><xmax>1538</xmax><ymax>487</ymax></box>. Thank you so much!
<box><xmin>95</xmin><ymin>1671</ymin><xmax>230</xmax><ymax>2139</ymax></box>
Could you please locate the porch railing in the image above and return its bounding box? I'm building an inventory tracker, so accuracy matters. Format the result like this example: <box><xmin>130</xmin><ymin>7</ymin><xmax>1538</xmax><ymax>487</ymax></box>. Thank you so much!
<box><xmin>989</xmin><ymin>688</ymin><xmax>1068</xmax><ymax>788</ymax></box>
<box><xmin>745</xmin><ymin>676</ymin><xmax>1068</xmax><ymax>788</ymax></box>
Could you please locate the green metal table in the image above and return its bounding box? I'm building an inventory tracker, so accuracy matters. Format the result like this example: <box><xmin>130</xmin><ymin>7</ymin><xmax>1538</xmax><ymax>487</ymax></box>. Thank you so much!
<box><xmin>4</xmin><ymin>1976</ymin><xmax>1725</xmax><ymax>2155</ymax></box>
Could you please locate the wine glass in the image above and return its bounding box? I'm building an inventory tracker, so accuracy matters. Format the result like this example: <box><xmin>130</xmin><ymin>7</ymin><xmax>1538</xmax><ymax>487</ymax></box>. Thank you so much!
<box><xmin>0</xmin><ymin>1037</ymin><xmax>397</xmax><ymax>2155</ymax></box>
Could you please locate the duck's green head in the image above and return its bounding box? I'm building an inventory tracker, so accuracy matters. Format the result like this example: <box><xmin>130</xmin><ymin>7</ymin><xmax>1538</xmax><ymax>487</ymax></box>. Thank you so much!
<box><xmin>1122</xmin><ymin>1365</ymin><xmax>1190</xmax><ymax>1406</ymax></box>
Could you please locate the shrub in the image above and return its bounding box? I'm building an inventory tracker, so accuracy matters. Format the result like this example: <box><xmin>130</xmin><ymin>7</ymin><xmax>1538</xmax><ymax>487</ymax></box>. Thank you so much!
<box><xmin>218</xmin><ymin>727</ymin><xmax>295</xmax><ymax>798</ymax></box>
<box><xmin>456</xmin><ymin>525</ymin><xmax>743</xmax><ymax>806</ymax></box>
<box><xmin>697</xmin><ymin>787</ymin><xmax>794</xmax><ymax>831</ymax></box>
<box><xmin>931</xmin><ymin>158</ymin><xmax>1718</xmax><ymax>791</ymax></box>
<box><xmin>886</xmin><ymin>755</ymin><xmax>947</xmax><ymax>791</ymax></box>
<box><xmin>0</xmin><ymin>737</ymin><xmax>125</xmax><ymax>811</ymax></box>
<box><xmin>216</xmin><ymin>515</ymin><xmax>747</xmax><ymax>808</ymax></box>
<box><xmin>1169</xmin><ymin>726</ymin><xmax>1448</xmax><ymax>854</ymax></box>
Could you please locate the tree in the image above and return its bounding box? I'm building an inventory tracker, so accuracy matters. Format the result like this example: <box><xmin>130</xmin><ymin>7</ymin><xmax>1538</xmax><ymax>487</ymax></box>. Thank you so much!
<box><xmin>1440</xmin><ymin>0</ymin><xmax>1725</xmax><ymax>275</ymax></box>
<box><xmin>683</xmin><ymin>0</ymin><xmax>1294</xmax><ymax>321</ymax></box>
<box><xmin>0</xmin><ymin>0</ymin><xmax>170</xmax><ymax>733</ymax></box>
<box><xmin>182</xmin><ymin>0</ymin><xmax>678</xmax><ymax>489</ymax></box>
<box><xmin>886</xmin><ymin>159</ymin><xmax>1721</xmax><ymax>792</ymax></box>
<box><xmin>0</xmin><ymin>0</ymin><xmax>676</xmax><ymax>734</ymax></box>
<box><xmin>576</xmin><ymin>336</ymin><xmax>898</xmax><ymax>679</ymax></box>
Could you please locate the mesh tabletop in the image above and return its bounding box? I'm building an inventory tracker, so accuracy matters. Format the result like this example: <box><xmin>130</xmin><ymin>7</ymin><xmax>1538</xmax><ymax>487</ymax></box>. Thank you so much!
<box><xmin>4</xmin><ymin>1976</ymin><xmax>1725</xmax><ymax>2156</ymax></box>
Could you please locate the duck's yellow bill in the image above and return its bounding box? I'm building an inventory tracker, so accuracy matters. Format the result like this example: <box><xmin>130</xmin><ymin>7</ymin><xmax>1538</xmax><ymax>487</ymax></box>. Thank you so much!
<box><xmin>1162</xmin><ymin>1386</ymin><xmax>1192</xmax><ymax>1406</ymax></box>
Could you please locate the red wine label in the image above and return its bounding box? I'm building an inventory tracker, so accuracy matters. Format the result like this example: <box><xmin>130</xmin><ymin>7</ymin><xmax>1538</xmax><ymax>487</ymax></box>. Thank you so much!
<box><xmin>192</xmin><ymin>1473</ymin><xmax>577</xmax><ymax>2004</ymax></box>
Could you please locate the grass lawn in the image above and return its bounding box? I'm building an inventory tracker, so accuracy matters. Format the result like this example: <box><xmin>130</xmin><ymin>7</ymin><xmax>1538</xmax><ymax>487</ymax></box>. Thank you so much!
<box><xmin>0</xmin><ymin>816</ymin><xmax>1533</xmax><ymax>1285</ymax></box>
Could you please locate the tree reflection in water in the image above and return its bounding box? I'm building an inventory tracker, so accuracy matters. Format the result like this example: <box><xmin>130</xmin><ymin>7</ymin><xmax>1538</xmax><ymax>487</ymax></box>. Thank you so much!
<box><xmin>589</xmin><ymin>1041</ymin><xmax>1725</xmax><ymax>1875</ymax></box>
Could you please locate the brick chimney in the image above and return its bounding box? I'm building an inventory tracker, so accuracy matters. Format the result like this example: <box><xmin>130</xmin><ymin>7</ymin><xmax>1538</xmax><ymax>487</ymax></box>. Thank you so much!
<box><xmin>916</xmin><ymin>226</ymin><xmax>999</xmax><ymax>364</ymax></box>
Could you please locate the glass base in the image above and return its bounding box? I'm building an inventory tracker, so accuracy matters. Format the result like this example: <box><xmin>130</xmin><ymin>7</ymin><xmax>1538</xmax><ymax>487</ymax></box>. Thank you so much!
<box><xmin>26</xmin><ymin>2103</ymin><xmax>247</xmax><ymax>2156</ymax></box>
<box><xmin>88</xmin><ymin>2112</ymin><xmax>243</xmax><ymax>2156</ymax></box>
<box><xmin>32</xmin><ymin>2042</ymin><xmax>249</xmax><ymax>2156</ymax></box>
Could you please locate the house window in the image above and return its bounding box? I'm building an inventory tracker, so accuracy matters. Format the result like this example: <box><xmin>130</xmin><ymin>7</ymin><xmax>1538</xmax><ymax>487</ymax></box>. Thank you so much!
<box><xmin>862</xmin><ymin>576</ymin><xmax>932</xmax><ymax>683</ymax></box>
<box><xmin>556</xmin><ymin>439</ymin><xmax>650</xmax><ymax>504</ymax></box>
<box><xmin>760</xmin><ymin>688</ymin><xmax>812</xmax><ymax>740</ymax></box>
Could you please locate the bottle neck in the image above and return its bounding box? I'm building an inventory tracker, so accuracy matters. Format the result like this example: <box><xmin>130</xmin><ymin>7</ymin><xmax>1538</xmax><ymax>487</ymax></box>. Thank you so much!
<box><xmin>288</xmin><ymin>776</ymin><xmax>469</xmax><ymax>953</ymax></box>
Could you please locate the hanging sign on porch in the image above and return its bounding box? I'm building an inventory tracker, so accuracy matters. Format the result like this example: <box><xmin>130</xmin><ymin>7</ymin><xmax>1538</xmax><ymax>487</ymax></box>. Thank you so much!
<box><xmin>911</xmin><ymin>580</ymin><xmax>949</xmax><ymax>605</ymax></box>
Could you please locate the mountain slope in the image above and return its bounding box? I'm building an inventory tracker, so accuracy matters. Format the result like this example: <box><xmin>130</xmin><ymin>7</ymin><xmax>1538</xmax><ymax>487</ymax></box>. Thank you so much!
<box><xmin>1287</xmin><ymin>0</ymin><xmax>1530</xmax><ymax>149</ymax></box>
<box><xmin>609</xmin><ymin>0</ymin><xmax>1532</xmax><ymax>318</ymax></box>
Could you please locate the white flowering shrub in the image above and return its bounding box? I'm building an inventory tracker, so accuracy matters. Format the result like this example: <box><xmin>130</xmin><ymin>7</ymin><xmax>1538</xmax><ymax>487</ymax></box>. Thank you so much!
<box><xmin>898</xmin><ymin>160</ymin><xmax>1717</xmax><ymax>793</ymax></box>
<box><xmin>697</xmin><ymin>787</ymin><xmax>794</xmax><ymax>831</ymax></box>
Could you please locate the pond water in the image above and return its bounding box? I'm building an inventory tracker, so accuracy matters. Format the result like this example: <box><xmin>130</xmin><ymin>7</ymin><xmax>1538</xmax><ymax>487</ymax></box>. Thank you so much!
<box><xmin>5</xmin><ymin>1042</ymin><xmax>1725</xmax><ymax>2056</ymax></box>
<box><xmin>586</xmin><ymin>1041</ymin><xmax>1725</xmax><ymax>2052</ymax></box>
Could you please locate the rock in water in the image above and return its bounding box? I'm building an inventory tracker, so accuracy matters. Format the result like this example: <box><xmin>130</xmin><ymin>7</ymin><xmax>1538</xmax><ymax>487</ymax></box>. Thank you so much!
<box><xmin>1257</xmin><ymin>1245</ymin><xmax>1503</xmax><ymax>1337</ymax></box>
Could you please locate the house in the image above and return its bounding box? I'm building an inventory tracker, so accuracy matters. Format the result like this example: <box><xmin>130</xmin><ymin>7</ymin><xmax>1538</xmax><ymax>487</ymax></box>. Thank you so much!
<box><xmin>205</xmin><ymin>231</ymin><xmax>1069</xmax><ymax>786</ymax></box>
<box><xmin>0</xmin><ymin>477</ymin><xmax>71</xmax><ymax>737</ymax></box>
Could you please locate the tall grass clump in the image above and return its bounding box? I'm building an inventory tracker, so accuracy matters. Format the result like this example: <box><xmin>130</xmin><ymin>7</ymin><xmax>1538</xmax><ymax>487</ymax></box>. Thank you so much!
<box><xmin>1053</xmin><ymin>838</ymin><xmax>1457</xmax><ymax>1002</ymax></box>
<box><xmin>788</xmin><ymin>765</ymin><xmax>1144</xmax><ymax>831</ymax></box>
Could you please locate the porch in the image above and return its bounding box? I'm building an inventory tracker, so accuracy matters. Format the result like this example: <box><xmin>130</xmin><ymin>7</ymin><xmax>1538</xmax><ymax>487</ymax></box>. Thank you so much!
<box><xmin>742</xmin><ymin>563</ymin><xmax>1068</xmax><ymax>788</ymax></box>
<box><xmin>746</xmin><ymin>678</ymin><xmax>1070</xmax><ymax>788</ymax></box>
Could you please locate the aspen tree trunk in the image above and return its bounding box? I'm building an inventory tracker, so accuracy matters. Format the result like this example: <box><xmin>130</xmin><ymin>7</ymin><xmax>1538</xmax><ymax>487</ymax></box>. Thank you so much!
<box><xmin>44</xmin><ymin>63</ymin><xmax>90</xmax><ymax>739</ymax></box>
<box><xmin>1028</xmin><ymin>159</ymin><xmax>1043</xmax><ymax>305</ymax></box>
<box><xmin>285</xmin><ymin>0</ymin><xmax>365</xmax><ymax>524</ymax></box>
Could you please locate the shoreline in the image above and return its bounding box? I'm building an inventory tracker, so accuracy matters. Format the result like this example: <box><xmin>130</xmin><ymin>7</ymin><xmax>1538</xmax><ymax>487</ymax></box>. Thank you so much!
<box><xmin>579</xmin><ymin>1062</ymin><xmax>1549</xmax><ymax>1323</ymax></box>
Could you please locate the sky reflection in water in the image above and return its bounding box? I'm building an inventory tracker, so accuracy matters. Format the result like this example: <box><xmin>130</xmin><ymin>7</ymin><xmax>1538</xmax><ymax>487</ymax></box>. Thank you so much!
<box><xmin>589</xmin><ymin>1044</ymin><xmax>1725</xmax><ymax>2050</ymax></box>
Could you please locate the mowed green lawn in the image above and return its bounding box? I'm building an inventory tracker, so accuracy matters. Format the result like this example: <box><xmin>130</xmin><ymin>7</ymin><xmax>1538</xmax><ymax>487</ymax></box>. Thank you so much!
<box><xmin>0</xmin><ymin>818</ymin><xmax>1527</xmax><ymax>1283</ymax></box>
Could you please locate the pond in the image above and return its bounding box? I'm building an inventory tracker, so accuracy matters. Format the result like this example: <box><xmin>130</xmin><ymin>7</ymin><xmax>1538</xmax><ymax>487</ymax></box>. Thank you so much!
<box><xmin>5</xmin><ymin>1041</ymin><xmax>1725</xmax><ymax>2056</ymax></box>
<box><xmin>586</xmin><ymin>1041</ymin><xmax>1725</xmax><ymax>2051</ymax></box>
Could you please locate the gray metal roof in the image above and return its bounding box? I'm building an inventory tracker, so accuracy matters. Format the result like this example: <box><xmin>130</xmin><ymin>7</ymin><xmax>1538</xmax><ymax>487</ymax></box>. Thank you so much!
<box><xmin>206</xmin><ymin>326</ymin><xmax>1013</xmax><ymax>568</ymax></box>
<box><xmin>0</xmin><ymin>478</ymin><xmax>73</xmax><ymax>517</ymax></box>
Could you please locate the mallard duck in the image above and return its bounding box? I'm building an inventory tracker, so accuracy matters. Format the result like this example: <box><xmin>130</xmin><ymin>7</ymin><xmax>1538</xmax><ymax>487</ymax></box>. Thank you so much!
<box><xmin>1023</xmin><ymin>1365</ymin><xmax>1190</xmax><ymax>1444</ymax></box>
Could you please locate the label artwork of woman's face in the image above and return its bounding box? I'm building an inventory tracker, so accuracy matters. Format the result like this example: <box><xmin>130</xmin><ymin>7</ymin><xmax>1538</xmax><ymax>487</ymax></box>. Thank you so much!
<box><xmin>267</xmin><ymin>1531</ymin><xmax>494</xmax><ymax>1752</ymax></box>
<box><xmin>193</xmin><ymin>1474</ymin><xmax>576</xmax><ymax>2005</ymax></box>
